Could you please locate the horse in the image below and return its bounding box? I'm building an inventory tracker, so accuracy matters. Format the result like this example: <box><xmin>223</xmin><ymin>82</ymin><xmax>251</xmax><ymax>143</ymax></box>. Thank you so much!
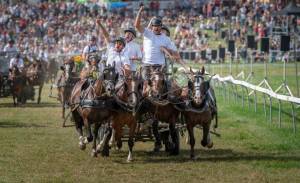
<box><xmin>182</xmin><ymin>66</ymin><xmax>218</xmax><ymax>159</ymax></box>
<box><xmin>25</xmin><ymin>59</ymin><xmax>46</xmax><ymax>104</ymax></box>
<box><xmin>9</xmin><ymin>66</ymin><xmax>27</xmax><ymax>106</ymax></box>
<box><xmin>46</xmin><ymin>58</ymin><xmax>59</xmax><ymax>83</ymax></box>
<box><xmin>69</xmin><ymin>64</ymin><xmax>118</xmax><ymax>156</ymax></box>
<box><xmin>55</xmin><ymin>58</ymin><xmax>80</xmax><ymax>127</ymax></box>
<box><xmin>142</xmin><ymin>67</ymin><xmax>182</xmax><ymax>155</ymax></box>
<box><xmin>107</xmin><ymin>72</ymin><xmax>143</xmax><ymax>162</ymax></box>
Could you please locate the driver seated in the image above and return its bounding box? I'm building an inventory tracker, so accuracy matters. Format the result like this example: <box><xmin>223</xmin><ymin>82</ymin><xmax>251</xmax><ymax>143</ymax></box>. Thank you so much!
<box><xmin>88</xmin><ymin>55</ymin><xmax>100</xmax><ymax>79</ymax></box>
<box><xmin>9</xmin><ymin>53</ymin><xmax>24</xmax><ymax>72</ymax></box>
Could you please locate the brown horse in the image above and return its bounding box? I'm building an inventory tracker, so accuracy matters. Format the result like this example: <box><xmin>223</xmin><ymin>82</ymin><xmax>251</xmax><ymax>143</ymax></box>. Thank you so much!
<box><xmin>107</xmin><ymin>72</ymin><xmax>142</xmax><ymax>162</ymax></box>
<box><xmin>26</xmin><ymin>60</ymin><xmax>46</xmax><ymax>104</ymax></box>
<box><xmin>9</xmin><ymin>66</ymin><xmax>27</xmax><ymax>106</ymax></box>
<box><xmin>143</xmin><ymin>69</ymin><xmax>182</xmax><ymax>155</ymax></box>
<box><xmin>182</xmin><ymin>67</ymin><xmax>218</xmax><ymax>159</ymax></box>
<box><xmin>69</xmin><ymin>65</ymin><xmax>118</xmax><ymax>156</ymax></box>
<box><xmin>55</xmin><ymin>58</ymin><xmax>80</xmax><ymax>127</ymax></box>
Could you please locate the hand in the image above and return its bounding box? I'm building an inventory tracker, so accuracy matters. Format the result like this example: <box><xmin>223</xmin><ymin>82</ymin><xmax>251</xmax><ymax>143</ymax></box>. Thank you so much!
<box><xmin>139</xmin><ymin>5</ymin><xmax>144</xmax><ymax>12</ymax></box>
<box><xmin>160</xmin><ymin>46</ymin><xmax>167</xmax><ymax>52</ymax></box>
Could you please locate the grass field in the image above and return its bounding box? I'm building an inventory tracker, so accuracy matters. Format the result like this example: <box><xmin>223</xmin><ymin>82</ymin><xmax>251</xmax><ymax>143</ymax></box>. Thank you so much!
<box><xmin>0</xmin><ymin>63</ymin><xmax>300</xmax><ymax>183</ymax></box>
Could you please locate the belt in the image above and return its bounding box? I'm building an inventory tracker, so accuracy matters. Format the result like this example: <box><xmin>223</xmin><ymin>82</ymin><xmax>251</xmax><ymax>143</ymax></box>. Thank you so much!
<box><xmin>142</xmin><ymin>64</ymin><xmax>163</xmax><ymax>67</ymax></box>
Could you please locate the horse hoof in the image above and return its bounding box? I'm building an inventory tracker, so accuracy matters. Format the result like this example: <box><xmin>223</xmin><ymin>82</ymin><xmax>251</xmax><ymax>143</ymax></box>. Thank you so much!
<box><xmin>153</xmin><ymin>145</ymin><xmax>161</xmax><ymax>153</ymax></box>
<box><xmin>96</xmin><ymin>144</ymin><xmax>103</xmax><ymax>153</ymax></box>
<box><xmin>127</xmin><ymin>158</ymin><xmax>133</xmax><ymax>163</ymax></box>
<box><xmin>91</xmin><ymin>150</ymin><xmax>97</xmax><ymax>157</ymax></box>
<box><xmin>207</xmin><ymin>142</ymin><xmax>214</xmax><ymax>149</ymax></box>
<box><xmin>190</xmin><ymin>154</ymin><xmax>196</xmax><ymax>160</ymax></box>
<box><xmin>201</xmin><ymin>140</ymin><xmax>207</xmax><ymax>147</ymax></box>
<box><xmin>101</xmin><ymin>151</ymin><xmax>109</xmax><ymax>157</ymax></box>
<box><xmin>87</xmin><ymin>136</ymin><xmax>93</xmax><ymax>143</ymax></box>
<box><xmin>79</xmin><ymin>143</ymin><xmax>86</xmax><ymax>150</ymax></box>
<box><xmin>169</xmin><ymin>149</ymin><xmax>179</xmax><ymax>156</ymax></box>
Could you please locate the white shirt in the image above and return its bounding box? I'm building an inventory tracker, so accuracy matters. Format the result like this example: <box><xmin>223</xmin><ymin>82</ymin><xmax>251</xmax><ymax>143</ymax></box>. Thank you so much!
<box><xmin>82</xmin><ymin>44</ymin><xmax>98</xmax><ymax>54</ymax></box>
<box><xmin>9</xmin><ymin>58</ymin><xmax>24</xmax><ymax>69</ymax></box>
<box><xmin>124</xmin><ymin>41</ymin><xmax>142</xmax><ymax>71</ymax></box>
<box><xmin>3</xmin><ymin>45</ymin><xmax>18</xmax><ymax>57</ymax></box>
<box><xmin>143</xmin><ymin>28</ymin><xmax>176</xmax><ymax>65</ymax></box>
<box><xmin>106</xmin><ymin>43</ymin><xmax>130</xmax><ymax>76</ymax></box>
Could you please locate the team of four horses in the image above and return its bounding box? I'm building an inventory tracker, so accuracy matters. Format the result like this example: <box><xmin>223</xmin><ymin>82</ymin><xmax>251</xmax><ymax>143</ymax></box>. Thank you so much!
<box><xmin>56</xmin><ymin>57</ymin><xmax>218</xmax><ymax>162</ymax></box>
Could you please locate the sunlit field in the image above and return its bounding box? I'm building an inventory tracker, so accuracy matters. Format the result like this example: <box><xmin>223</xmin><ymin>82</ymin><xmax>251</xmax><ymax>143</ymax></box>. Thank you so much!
<box><xmin>0</xmin><ymin>63</ymin><xmax>299</xmax><ymax>183</ymax></box>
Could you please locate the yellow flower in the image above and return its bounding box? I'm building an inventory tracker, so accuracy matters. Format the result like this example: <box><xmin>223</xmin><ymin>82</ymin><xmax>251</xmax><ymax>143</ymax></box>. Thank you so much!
<box><xmin>73</xmin><ymin>55</ymin><xmax>82</xmax><ymax>63</ymax></box>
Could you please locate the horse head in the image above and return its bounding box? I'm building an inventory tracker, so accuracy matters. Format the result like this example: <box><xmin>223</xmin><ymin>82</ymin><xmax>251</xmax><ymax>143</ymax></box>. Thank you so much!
<box><xmin>191</xmin><ymin>66</ymin><xmax>210</xmax><ymax>106</ymax></box>
<box><xmin>123</xmin><ymin>72</ymin><xmax>143</xmax><ymax>108</ymax></box>
<box><xmin>102</xmin><ymin>64</ymin><xmax>118</xmax><ymax>96</ymax></box>
<box><xmin>64</xmin><ymin>58</ymin><xmax>75</xmax><ymax>81</ymax></box>
<box><xmin>149</xmin><ymin>69</ymin><xmax>166</xmax><ymax>99</ymax></box>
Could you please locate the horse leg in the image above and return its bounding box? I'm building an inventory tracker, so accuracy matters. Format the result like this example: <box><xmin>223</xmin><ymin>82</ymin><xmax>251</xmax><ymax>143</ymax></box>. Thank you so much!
<box><xmin>109</xmin><ymin>128</ymin><xmax>116</xmax><ymax>148</ymax></box>
<box><xmin>91</xmin><ymin>122</ymin><xmax>101</xmax><ymax>157</ymax></box>
<box><xmin>37</xmin><ymin>84</ymin><xmax>43</xmax><ymax>104</ymax></box>
<box><xmin>97</xmin><ymin>124</ymin><xmax>109</xmax><ymax>153</ymax></box>
<box><xmin>127</xmin><ymin>120</ymin><xmax>137</xmax><ymax>162</ymax></box>
<box><xmin>152</xmin><ymin>119</ymin><xmax>162</xmax><ymax>152</ymax></box>
<box><xmin>81</xmin><ymin>115</ymin><xmax>93</xmax><ymax>144</ymax></box>
<box><xmin>73</xmin><ymin>111</ymin><xmax>85</xmax><ymax>150</ymax></box>
<box><xmin>13</xmin><ymin>94</ymin><xmax>17</xmax><ymax>106</ymax></box>
<box><xmin>101</xmin><ymin>127</ymin><xmax>112</xmax><ymax>157</ymax></box>
<box><xmin>187</xmin><ymin>123</ymin><xmax>195</xmax><ymax>159</ymax></box>
<box><xmin>201</xmin><ymin>123</ymin><xmax>213</xmax><ymax>148</ymax></box>
<box><xmin>62</xmin><ymin>95</ymin><xmax>66</xmax><ymax>127</ymax></box>
<box><xmin>169</xmin><ymin>122</ymin><xmax>179</xmax><ymax>155</ymax></box>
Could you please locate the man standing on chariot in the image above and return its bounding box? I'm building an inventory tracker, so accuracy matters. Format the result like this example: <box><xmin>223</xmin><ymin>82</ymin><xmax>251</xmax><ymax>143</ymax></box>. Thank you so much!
<box><xmin>134</xmin><ymin>6</ymin><xmax>179</xmax><ymax>96</ymax></box>
<box><xmin>123</xmin><ymin>27</ymin><xmax>143</xmax><ymax>73</ymax></box>
<box><xmin>96</xmin><ymin>19</ymin><xmax>131</xmax><ymax>86</ymax></box>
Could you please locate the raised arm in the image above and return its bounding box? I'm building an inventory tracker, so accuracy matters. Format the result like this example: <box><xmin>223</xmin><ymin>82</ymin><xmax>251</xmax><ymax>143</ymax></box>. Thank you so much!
<box><xmin>134</xmin><ymin>6</ymin><xmax>145</xmax><ymax>34</ymax></box>
<box><xmin>96</xmin><ymin>19</ymin><xmax>110</xmax><ymax>46</ymax></box>
<box><xmin>147</xmin><ymin>17</ymin><xmax>155</xmax><ymax>29</ymax></box>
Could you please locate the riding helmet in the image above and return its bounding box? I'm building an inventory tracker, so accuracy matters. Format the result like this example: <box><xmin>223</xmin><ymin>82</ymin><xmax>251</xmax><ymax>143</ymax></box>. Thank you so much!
<box><xmin>124</xmin><ymin>27</ymin><xmax>137</xmax><ymax>38</ymax></box>
<box><xmin>161</xmin><ymin>25</ymin><xmax>170</xmax><ymax>37</ymax></box>
<box><xmin>151</xmin><ymin>18</ymin><xmax>162</xmax><ymax>26</ymax></box>
<box><xmin>113</xmin><ymin>37</ymin><xmax>126</xmax><ymax>47</ymax></box>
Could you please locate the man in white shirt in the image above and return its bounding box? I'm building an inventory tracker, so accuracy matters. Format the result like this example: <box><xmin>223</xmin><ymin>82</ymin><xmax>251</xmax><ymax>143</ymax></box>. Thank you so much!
<box><xmin>123</xmin><ymin>27</ymin><xmax>143</xmax><ymax>72</ymax></box>
<box><xmin>135</xmin><ymin>6</ymin><xmax>179</xmax><ymax>95</ymax></box>
<box><xmin>82</xmin><ymin>36</ymin><xmax>99</xmax><ymax>68</ymax></box>
<box><xmin>9</xmin><ymin>53</ymin><xmax>24</xmax><ymax>71</ymax></box>
<box><xmin>96</xmin><ymin>19</ymin><xmax>131</xmax><ymax>77</ymax></box>
<box><xmin>3</xmin><ymin>39</ymin><xmax>18</xmax><ymax>58</ymax></box>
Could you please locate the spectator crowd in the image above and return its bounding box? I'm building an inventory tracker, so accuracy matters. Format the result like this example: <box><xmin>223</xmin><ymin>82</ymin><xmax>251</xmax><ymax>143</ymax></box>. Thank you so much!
<box><xmin>0</xmin><ymin>0</ymin><xmax>298</xmax><ymax>64</ymax></box>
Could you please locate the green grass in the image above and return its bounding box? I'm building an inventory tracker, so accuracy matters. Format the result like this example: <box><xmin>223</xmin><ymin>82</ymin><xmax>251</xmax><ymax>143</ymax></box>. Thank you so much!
<box><xmin>0</xmin><ymin>64</ymin><xmax>300</xmax><ymax>182</ymax></box>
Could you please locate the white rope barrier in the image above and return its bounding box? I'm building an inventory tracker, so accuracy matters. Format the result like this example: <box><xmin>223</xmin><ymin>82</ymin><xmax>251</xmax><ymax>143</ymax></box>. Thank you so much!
<box><xmin>212</xmin><ymin>74</ymin><xmax>300</xmax><ymax>105</ymax></box>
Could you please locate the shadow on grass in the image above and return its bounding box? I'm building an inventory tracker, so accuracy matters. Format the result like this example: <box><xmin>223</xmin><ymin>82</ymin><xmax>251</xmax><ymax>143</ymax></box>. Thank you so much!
<box><xmin>0</xmin><ymin>121</ymin><xmax>46</xmax><ymax>128</ymax></box>
<box><xmin>0</xmin><ymin>102</ymin><xmax>61</xmax><ymax>108</ymax></box>
<box><xmin>111</xmin><ymin>148</ymin><xmax>300</xmax><ymax>164</ymax></box>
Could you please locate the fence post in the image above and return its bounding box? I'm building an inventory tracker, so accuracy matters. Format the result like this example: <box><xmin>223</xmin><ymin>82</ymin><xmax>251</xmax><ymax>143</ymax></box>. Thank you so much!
<box><xmin>269</xmin><ymin>96</ymin><xmax>272</xmax><ymax>123</ymax></box>
<box><xmin>263</xmin><ymin>94</ymin><xmax>267</xmax><ymax>120</ymax></box>
<box><xmin>278</xmin><ymin>100</ymin><xmax>282</xmax><ymax>128</ymax></box>
<box><xmin>242</xmin><ymin>86</ymin><xmax>245</xmax><ymax>108</ymax></box>
<box><xmin>254</xmin><ymin>91</ymin><xmax>257</xmax><ymax>113</ymax></box>
<box><xmin>291</xmin><ymin>103</ymin><xmax>296</xmax><ymax>133</ymax></box>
